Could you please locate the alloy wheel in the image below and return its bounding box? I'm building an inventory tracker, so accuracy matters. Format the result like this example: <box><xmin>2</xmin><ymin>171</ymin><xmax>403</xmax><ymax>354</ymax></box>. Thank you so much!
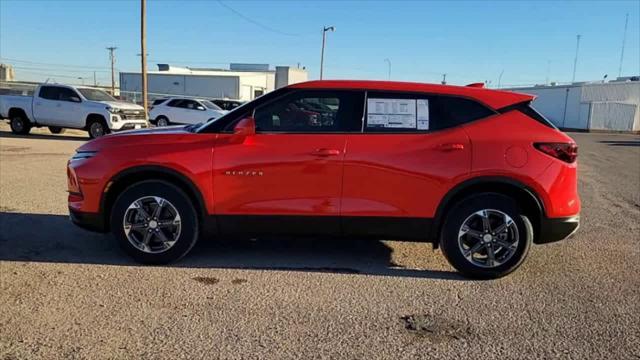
<box><xmin>123</xmin><ymin>196</ymin><xmax>182</xmax><ymax>254</ymax></box>
<box><xmin>457</xmin><ymin>209</ymin><xmax>519</xmax><ymax>268</ymax></box>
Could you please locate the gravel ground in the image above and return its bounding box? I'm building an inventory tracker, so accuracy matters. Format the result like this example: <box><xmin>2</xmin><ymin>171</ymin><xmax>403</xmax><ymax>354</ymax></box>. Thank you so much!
<box><xmin>0</xmin><ymin>123</ymin><xmax>639</xmax><ymax>359</ymax></box>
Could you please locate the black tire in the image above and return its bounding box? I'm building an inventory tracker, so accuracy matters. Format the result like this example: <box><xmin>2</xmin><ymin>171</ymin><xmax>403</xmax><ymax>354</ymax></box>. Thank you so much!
<box><xmin>48</xmin><ymin>126</ymin><xmax>65</xmax><ymax>134</ymax></box>
<box><xmin>110</xmin><ymin>180</ymin><xmax>199</xmax><ymax>264</ymax></box>
<box><xmin>440</xmin><ymin>193</ymin><xmax>532</xmax><ymax>279</ymax></box>
<box><xmin>156</xmin><ymin>116</ymin><xmax>170</xmax><ymax>127</ymax></box>
<box><xmin>9</xmin><ymin>113</ymin><xmax>32</xmax><ymax>135</ymax></box>
<box><xmin>87</xmin><ymin>118</ymin><xmax>110</xmax><ymax>139</ymax></box>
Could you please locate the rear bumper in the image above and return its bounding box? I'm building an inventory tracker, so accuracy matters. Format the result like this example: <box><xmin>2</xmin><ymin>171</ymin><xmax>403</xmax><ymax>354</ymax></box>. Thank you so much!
<box><xmin>69</xmin><ymin>208</ymin><xmax>107</xmax><ymax>233</ymax></box>
<box><xmin>536</xmin><ymin>215</ymin><xmax>580</xmax><ymax>244</ymax></box>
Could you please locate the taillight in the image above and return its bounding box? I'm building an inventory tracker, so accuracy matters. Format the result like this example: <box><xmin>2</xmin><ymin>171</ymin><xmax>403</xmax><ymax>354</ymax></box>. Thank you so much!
<box><xmin>534</xmin><ymin>142</ymin><xmax>578</xmax><ymax>163</ymax></box>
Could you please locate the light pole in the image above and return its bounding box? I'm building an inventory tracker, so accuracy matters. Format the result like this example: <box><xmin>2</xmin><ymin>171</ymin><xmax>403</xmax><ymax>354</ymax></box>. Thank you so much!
<box><xmin>497</xmin><ymin>69</ymin><xmax>504</xmax><ymax>89</ymax></box>
<box><xmin>320</xmin><ymin>26</ymin><xmax>335</xmax><ymax>80</ymax></box>
<box><xmin>141</xmin><ymin>0</ymin><xmax>148</xmax><ymax>114</ymax></box>
<box><xmin>571</xmin><ymin>34</ymin><xmax>581</xmax><ymax>83</ymax></box>
<box><xmin>384</xmin><ymin>58</ymin><xmax>391</xmax><ymax>80</ymax></box>
<box><xmin>106</xmin><ymin>46</ymin><xmax>117</xmax><ymax>95</ymax></box>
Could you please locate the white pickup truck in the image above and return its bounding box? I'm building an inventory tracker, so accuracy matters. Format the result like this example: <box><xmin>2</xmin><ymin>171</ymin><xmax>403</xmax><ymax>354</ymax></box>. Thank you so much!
<box><xmin>0</xmin><ymin>84</ymin><xmax>148</xmax><ymax>138</ymax></box>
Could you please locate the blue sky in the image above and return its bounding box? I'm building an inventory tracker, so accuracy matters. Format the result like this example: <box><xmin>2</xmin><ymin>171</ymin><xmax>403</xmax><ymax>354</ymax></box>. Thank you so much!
<box><xmin>1</xmin><ymin>0</ymin><xmax>638</xmax><ymax>87</ymax></box>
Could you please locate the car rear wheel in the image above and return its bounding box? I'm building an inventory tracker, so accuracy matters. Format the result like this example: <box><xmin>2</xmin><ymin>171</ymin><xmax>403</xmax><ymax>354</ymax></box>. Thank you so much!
<box><xmin>156</xmin><ymin>116</ymin><xmax>170</xmax><ymax>127</ymax></box>
<box><xmin>10</xmin><ymin>114</ymin><xmax>31</xmax><ymax>135</ymax></box>
<box><xmin>440</xmin><ymin>193</ymin><xmax>532</xmax><ymax>279</ymax></box>
<box><xmin>110</xmin><ymin>180</ymin><xmax>199</xmax><ymax>264</ymax></box>
<box><xmin>48</xmin><ymin>126</ymin><xmax>65</xmax><ymax>134</ymax></box>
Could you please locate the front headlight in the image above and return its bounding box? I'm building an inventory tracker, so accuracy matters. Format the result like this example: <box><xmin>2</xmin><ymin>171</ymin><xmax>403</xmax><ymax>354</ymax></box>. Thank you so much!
<box><xmin>71</xmin><ymin>151</ymin><xmax>98</xmax><ymax>161</ymax></box>
<box><xmin>106</xmin><ymin>106</ymin><xmax>121</xmax><ymax>114</ymax></box>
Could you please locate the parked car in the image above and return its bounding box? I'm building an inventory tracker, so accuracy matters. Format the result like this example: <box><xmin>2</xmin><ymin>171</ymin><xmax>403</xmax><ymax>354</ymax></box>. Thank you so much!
<box><xmin>149</xmin><ymin>97</ymin><xmax>227</xmax><ymax>126</ymax></box>
<box><xmin>211</xmin><ymin>99</ymin><xmax>245</xmax><ymax>111</ymax></box>
<box><xmin>0</xmin><ymin>84</ymin><xmax>148</xmax><ymax>138</ymax></box>
<box><xmin>67</xmin><ymin>80</ymin><xmax>580</xmax><ymax>279</ymax></box>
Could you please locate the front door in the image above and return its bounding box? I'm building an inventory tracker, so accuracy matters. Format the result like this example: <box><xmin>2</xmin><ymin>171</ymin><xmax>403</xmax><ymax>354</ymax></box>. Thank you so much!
<box><xmin>33</xmin><ymin>86</ymin><xmax>82</xmax><ymax>128</ymax></box>
<box><xmin>212</xmin><ymin>90</ymin><xmax>364</xmax><ymax>236</ymax></box>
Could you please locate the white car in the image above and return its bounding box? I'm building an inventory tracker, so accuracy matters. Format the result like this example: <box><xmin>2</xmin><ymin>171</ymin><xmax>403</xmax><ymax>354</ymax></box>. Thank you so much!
<box><xmin>149</xmin><ymin>97</ymin><xmax>227</xmax><ymax>126</ymax></box>
<box><xmin>0</xmin><ymin>84</ymin><xmax>148</xmax><ymax>138</ymax></box>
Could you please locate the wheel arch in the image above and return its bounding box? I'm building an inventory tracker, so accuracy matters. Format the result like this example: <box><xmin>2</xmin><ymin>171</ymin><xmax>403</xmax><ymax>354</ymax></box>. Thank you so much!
<box><xmin>85</xmin><ymin>113</ymin><xmax>107</xmax><ymax>128</ymax></box>
<box><xmin>430</xmin><ymin>176</ymin><xmax>545</xmax><ymax>247</ymax></box>
<box><xmin>100</xmin><ymin>165</ymin><xmax>207</xmax><ymax>232</ymax></box>
<box><xmin>8</xmin><ymin>107</ymin><xmax>30</xmax><ymax>122</ymax></box>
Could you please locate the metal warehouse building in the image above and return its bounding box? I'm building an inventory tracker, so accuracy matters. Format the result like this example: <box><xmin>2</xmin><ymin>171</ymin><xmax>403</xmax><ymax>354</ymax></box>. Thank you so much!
<box><xmin>509</xmin><ymin>78</ymin><xmax>640</xmax><ymax>132</ymax></box>
<box><xmin>119</xmin><ymin>63</ymin><xmax>308</xmax><ymax>103</ymax></box>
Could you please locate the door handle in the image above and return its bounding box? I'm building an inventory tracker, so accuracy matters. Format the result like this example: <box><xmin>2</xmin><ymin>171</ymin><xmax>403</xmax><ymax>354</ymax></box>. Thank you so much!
<box><xmin>312</xmin><ymin>148</ymin><xmax>341</xmax><ymax>157</ymax></box>
<box><xmin>435</xmin><ymin>143</ymin><xmax>465</xmax><ymax>151</ymax></box>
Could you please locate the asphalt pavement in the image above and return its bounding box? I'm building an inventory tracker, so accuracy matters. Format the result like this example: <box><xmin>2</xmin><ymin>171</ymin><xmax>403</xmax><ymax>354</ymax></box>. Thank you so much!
<box><xmin>0</xmin><ymin>123</ymin><xmax>638</xmax><ymax>359</ymax></box>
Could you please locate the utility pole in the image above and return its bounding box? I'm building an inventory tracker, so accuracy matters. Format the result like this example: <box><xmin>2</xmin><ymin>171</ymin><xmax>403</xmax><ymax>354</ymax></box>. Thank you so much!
<box><xmin>320</xmin><ymin>26</ymin><xmax>335</xmax><ymax>80</ymax></box>
<box><xmin>618</xmin><ymin>13</ymin><xmax>629</xmax><ymax>78</ymax></box>
<box><xmin>106</xmin><ymin>47</ymin><xmax>117</xmax><ymax>95</ymax></box>
<box><xmin>93</xmin><ymin>71</ymin><xmax>97</xmax><ymax>86</ymax></box>
<box><xmin>571</xmin><ymin>35</ymin><xmax>581</xmax><ymax>83</ymax></box>
<box><xmin>441</xmin><ymin>73</ymin><xmax>447</xmax><ymax>85</ymax></box>
<box><xmin>141</xmin><ymin>0</ymin><xmax>148</xmax><ymax>115</ymax></box>
<box><xmin>497</xmin><ymin>69</ymin><xmax>504</xmax><ymax>89</ymax></box>
<box><xmin>384</xmin><ymin>58</ymin><xmax>391</xmax><ymax>80</ymax></box>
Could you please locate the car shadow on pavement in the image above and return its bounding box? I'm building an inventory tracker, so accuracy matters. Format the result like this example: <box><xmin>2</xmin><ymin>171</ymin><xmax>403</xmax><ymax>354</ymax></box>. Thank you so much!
<box><xmin>598</xmin><ymin>139</ymin><xmax>640</xmax><ymax>147</ymax></box>
<box><xmin>0</xmin><ymin>130</ymin><xmax>88</xmax><ymax>141</ymax></box>
<box><xmin>0</xmin><ymin>212</ymin><xmax>463</xmax><ymax>281</ymax></box>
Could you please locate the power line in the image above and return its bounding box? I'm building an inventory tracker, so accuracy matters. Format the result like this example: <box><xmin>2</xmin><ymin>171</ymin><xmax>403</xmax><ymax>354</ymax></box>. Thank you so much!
<box><xmin>216</xmin><ymin>0</ymin><xmax>301</xmax><ymax>37</ymax></box>
<box><xmin>0</xmin><ymin>57</ymin><xmax>111</xmax><ymax>70</ymax></box>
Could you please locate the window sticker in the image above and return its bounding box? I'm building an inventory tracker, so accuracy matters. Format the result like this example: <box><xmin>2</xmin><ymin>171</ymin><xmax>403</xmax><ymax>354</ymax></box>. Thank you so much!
<box><xmin>367</xmin><ymin>98</ymin><xmax>417</xmax><ymax>129</ymax></box>
<box><xmin>417</xmin><ymin>99</ymin><xmax>429</xmax><ymax>130</ymax></box>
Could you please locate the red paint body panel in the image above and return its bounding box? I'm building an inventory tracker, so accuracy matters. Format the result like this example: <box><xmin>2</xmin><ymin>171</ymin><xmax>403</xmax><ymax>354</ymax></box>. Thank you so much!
<box><xmin>212</xmin><ymin>133</ymin><xmax>345</xmax><ymax>215</ymax></box>
<box><xmin>341</xmin><ymin>128</ymin><xmax>471</xmax><ymax>218</ymax></box>
<box><xmin>68</xmin><ymin>80</ymin><xmax>579</xmax><ymax>241</ymax></box>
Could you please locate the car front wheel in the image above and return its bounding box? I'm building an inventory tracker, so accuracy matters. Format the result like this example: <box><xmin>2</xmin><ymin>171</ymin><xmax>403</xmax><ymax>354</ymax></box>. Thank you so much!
<box><xmin>110</xmin><ymin>180</ymin><xmax>199</xmax><ymax>264</ymax></box>
<box><xmin>440</xmin><ymin>193</ymin><xmax>532</xmax><ymax>279</ymax></box>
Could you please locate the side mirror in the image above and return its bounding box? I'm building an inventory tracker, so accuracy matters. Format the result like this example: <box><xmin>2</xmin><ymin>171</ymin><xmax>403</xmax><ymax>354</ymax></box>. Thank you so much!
<box><xmin>233</xmin><ymin>116</ymin><xmax>256</xmax><ymax>136</ymax></box>
<box><xmin>70</xmin><ymin>96</ymin><xmax>81</xmax><ymax>103</ymax></box>
<box><xmin>197</xmin><ymin>106</ymin><xmax>205</xmax><ymax>111</ymax></box>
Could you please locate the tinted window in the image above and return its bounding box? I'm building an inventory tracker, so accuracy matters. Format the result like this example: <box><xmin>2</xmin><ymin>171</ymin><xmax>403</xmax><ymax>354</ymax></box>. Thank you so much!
<box><xmin>254</xmin><ymin>91</ymin><xmax>364</xmax><ymax>133</ymax></box>
<box><xmin>77</xmin><ymin>88</ymin><xmax>114</xmax><ymax>101</ymax></box>
<box><xmin>180</xmin><ymin>100</ymin><xmax>200</xmax><ymax>110</ymax></box>
<box><xmin>167</xmin><ymin>99</ymin><xmax>183</xmax><ymax>107</ymax></box>
<box><xmin>152</xmin><ymin>98</ymin><xmax>168</xmax><ymax>106</ymax></box>
<box><xmin>364</xmin><ymin>92</ymin><xmax>494</xmax><ymax>132</ymax></box>
<box><xmin>39</xmin><ymin>86</ymin><xmax>61</xmax><ymax>100</ymax></box>
<box><xmin>39</xmin><ymin>86</ymin><xmax>79</xmax><ymax>102</ymax></box>
<box><xmin>429</xmin><ymin>96</ymin><xmax>495</xmax><ymax>130</ymax></box>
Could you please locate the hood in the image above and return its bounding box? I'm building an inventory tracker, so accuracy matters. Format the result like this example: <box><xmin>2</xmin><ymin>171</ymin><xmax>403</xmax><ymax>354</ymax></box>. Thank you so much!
<box><xmin>98</xmin><ymin>101</ymin><xmax>145</xmax><ymax>110</ymax></box>
<box><xmin>76</xmin><ymin>125</ymin><xmax>192</xmax><ymax>152</ymax></box>
<box><xmin>112</xmin><ymin>124</ymin><xmax>188</xmax><ymax>136</ymax></box>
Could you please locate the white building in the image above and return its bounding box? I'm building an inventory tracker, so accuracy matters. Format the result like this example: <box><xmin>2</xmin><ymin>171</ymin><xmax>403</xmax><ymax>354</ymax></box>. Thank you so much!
<box><xmin>119</xmin><ymin>63</ymin><xmax>308</xmax><ymax>103</ymax></box>
<box><xmin>508</xmin><ymin>78</ymin><xmax>640</xmax><ymax>132</ymax></box>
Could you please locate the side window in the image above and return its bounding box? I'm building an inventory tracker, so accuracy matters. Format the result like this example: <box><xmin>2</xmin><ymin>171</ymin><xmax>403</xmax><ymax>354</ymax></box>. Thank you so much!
<box><xmin>58</xmin><ymin>88</ymin><xmax>79</xmax><ymax>102</ymax></box>
<box><xmin>183</xmin><ymin>100</ymin><xmax>199</xmax><ymax>110</ymax></box>
<box><xmin>253</xmin><ymin>91</ymin><xmax>364</xmax><ymax>133</ymax></box>
<box><xmin>364</xmin><ymin>92</ymin><xmax>495</xmax><ymax>132</ymax></box>
<box><xmin>167</xmin><ymin>99</ymin><xmax>183</xmax><ymax>107</ymax></box>
<box><xmin>365</xmin><ymin>92</ymin><xmax>428</xmax><ymax>132</ymax></box>
<box><xmin>39</xmin><ymin>86</ymin><xmax>60</xmax><ymax>100</ymax></box>
<box><xmin>429</xmin><ymin>96</ymin><xmax>495</xmax><ymax>130</ymax></box>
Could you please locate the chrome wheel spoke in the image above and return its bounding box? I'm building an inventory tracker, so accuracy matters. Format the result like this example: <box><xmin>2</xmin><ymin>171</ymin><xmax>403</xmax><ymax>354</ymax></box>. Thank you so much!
<box><xmin>463</xmin><ymin>241</ymin><xmax>485</xmax><ymax>258</ymax></box>
<box><xmin>479</xmin><ymin>210</ymin><xmax>492</xmax><ymax>232</ymax></box>
<box><xmin>458</xmin><ymin>209</ymin><xmax>519</xmax><ymax>269</ymax></box>
<box><xmin>123</xmin><ymin>196</ymin><xmax>182</xmax><ymax>254</ymax></box>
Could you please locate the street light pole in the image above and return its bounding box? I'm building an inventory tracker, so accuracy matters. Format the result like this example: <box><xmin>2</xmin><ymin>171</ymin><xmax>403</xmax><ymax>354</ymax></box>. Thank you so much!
<box><xmin>571</xmin><ymin>34</ymin><xmax>581</xmax><ymax>83</ymax></box>
<box><xmin>320</xmin><ymin>26</ymin><xmax>335</xmax><ymax>80</ymax></box>
<box><xmin>106</xmin><ymin>46</ymin><xmax>117</xmax><ymax>95</ymax></box>
<box><xmin>384</xmin><ymin>58</ymin><xmax>391</xmax><ymax>80</ymax></box>
<box><xmin>141</xmin><ymin>0</ymin><xmax>148</xmax><ymax>114</ymax></box>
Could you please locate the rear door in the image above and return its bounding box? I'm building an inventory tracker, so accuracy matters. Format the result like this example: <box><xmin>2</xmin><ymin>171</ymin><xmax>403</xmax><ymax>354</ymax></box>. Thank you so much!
<box><xmin>341</xmin><ymin>92</ymin><xmax>492</xmax><ymax>240</ymax></box>
<box><xmin>213</xmin><ymin>89</ymin><xmax>364</xmax><ymax>236</ymax></box>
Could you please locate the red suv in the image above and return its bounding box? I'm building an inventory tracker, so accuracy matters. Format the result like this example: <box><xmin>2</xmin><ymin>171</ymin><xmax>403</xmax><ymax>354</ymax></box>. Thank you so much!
<box><xmin>68</xmin><ymin>80</ymin><xmax>580</xmax><ymax>278</ymax></box>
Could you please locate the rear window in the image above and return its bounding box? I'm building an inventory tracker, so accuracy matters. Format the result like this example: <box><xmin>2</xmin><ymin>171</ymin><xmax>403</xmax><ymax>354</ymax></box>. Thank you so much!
<box><xmin>499</xmin><ymin>102</ymin><xmax>558</xmax><ymax>129</ymax></box>
<box><xmin>152</xmin><ymin>98</ymin><xmax>168</xmax><ymax>106</ymax></box>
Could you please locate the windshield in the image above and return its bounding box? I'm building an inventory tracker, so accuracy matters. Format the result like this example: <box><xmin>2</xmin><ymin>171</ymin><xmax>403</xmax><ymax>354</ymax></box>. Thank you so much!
<box><xmin>201</xmin><ymin>100</ymin><xmax>223</xmax><ymax>111</ymax></box>
<box><xmin>77</xmin><ymin>88</ymin><xmax>116</xmax><ymax>102</ymax></box>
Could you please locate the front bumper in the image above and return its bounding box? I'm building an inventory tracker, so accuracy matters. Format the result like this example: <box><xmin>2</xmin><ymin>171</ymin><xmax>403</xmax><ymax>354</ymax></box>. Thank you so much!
<box><xmin>536</xmin><ymin>215</ymin><xmax>580</xmax><ymax>244</ymax></box>
<box><xmin>69</xmin><ymin>207</ymin><xmax>107</xmax><ymax>233</ymax></box>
